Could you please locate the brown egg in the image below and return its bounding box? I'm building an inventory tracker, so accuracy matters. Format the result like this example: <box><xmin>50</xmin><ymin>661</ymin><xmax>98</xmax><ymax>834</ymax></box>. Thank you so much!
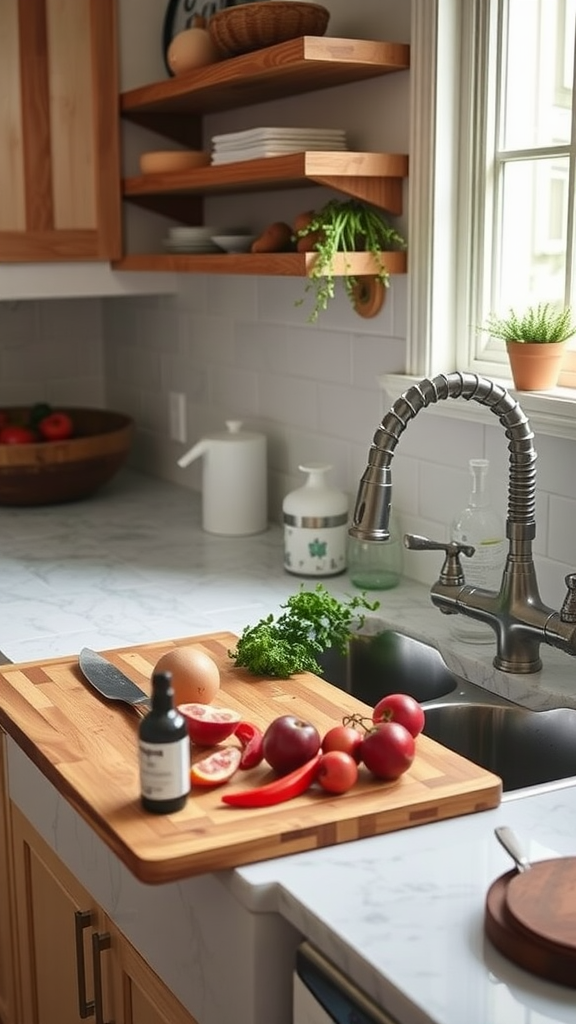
<box><xmin>154</xmin><ymin>647</ymin><xmax>220</xmax><ymax>706</ymax></box>
<box><xmin>167</xmin><ymin>22</ymin><xmax>220</xmax><ymax>75</ymax></box>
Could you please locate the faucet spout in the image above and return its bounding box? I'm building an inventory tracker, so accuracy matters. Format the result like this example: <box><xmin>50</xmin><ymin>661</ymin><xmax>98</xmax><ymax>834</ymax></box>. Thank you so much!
<box><xmin>350</xmin><ymin>372</ymin><xmax>575</xmax><ymax>674</ymax></box>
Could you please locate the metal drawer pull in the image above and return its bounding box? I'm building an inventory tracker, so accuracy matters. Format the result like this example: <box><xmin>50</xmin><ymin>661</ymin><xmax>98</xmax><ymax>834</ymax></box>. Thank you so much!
<box><xmin>74</xmin><ymin>910</ymin><xmax>95</xmax><ymax>1018</ymax></box>
<box><xmin>92</xmin><ymin>930</ymin><xmax>113</xmax><ymax>1024</ymax></box>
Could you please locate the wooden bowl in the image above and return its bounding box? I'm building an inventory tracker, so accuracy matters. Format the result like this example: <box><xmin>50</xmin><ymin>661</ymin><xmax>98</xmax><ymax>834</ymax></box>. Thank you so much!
<box><xmin>208</xmin><ymin>2</ymin><xmax>330</xmax><ymax>58</ymax></box>
<box><xmin>0</xmin><ymin>408</ymin><xmax>133</xmax><ymax>506</ymax></box>
<box><xmin>139</xmin><ymin>150</ymin><xmax>210</xmax><ymax>175</ymax></box>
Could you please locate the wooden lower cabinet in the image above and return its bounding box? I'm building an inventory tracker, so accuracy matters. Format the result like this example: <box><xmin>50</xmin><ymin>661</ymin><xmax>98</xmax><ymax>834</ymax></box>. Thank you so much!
<box><xmin>0</xmin><ymin>732</ymin><xmax>18</xmax><ymax>1024</ymax></box>
<box><xmin>10</xmin><ymin>805</ymin><xmax>198</xmax><ymax>1024</ymax></box>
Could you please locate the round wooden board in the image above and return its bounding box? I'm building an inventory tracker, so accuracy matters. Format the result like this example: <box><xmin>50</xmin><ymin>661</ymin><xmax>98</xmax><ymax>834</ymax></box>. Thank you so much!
<box><xmin>506</xmin><ymin>857</ymin><xmax>576</xmax><ymax>951</ymax></box>
<box><xmin>485</xmin><ymin>867</ymin><xmax>576</xmax><ymax>988</ymax></box>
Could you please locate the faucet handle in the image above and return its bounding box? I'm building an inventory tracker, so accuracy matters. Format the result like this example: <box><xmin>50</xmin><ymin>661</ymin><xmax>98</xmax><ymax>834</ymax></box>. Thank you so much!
<box><xmin>560</xmin><ymin>573</ymin><xmax>576</xmax><ymax>623</ymax></box>
<box><xmin>404</xmin><ymin>534</ymin><xmax>475</xmax><ymax>586</ymax></box>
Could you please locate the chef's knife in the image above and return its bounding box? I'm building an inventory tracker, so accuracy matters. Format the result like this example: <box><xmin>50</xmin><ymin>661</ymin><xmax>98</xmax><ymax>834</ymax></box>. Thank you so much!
<box><xmin>78</xmin><ymin>647</ymin><xmax>151</xmax><ymax>714</ymax></box>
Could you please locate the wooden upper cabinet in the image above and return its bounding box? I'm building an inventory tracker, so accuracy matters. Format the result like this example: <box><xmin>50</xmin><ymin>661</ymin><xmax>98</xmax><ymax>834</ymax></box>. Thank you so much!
<box><xmin>0</xmin><ymin>0</ymin><xmax>121</xmax><ymax>262</ymax></box>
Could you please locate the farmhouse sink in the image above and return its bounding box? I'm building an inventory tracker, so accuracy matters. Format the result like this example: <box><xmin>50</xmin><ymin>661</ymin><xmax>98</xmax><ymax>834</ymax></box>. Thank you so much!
<box><xmin>422</xmin><ymin>703</ymin><xmax>576</xmax><ymax>792</ymax></box>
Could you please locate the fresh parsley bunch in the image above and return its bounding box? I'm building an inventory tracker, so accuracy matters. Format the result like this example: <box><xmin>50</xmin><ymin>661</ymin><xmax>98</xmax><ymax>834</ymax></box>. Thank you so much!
<box><xmin>230</xmin><ymin>584</ymin><xmax>379</xmax><ymax>678</ymax></box>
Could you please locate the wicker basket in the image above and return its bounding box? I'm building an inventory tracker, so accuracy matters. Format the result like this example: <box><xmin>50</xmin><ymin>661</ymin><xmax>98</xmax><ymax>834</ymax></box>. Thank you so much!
<box><xmin>0</xmin><ymin>408</ymin><xmax>133</xmax><ymax>506</ymax></box>
<box><xmin>208</xmin><ymin>2</ymin><xmax>330</xmax><ymax>58</ymax></box>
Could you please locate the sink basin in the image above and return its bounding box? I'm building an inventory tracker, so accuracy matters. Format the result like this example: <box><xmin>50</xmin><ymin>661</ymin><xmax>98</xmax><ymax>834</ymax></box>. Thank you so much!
<box><xmin>422</xmin><ymin>703</ymin><xmax>576</xmax><ymax>791</ymax></box>
<box><xmin>317</xmin><ymin>627</ymin><xmax>576</xmax><ymax>793</ymax></box>
<box><xmin>318</xmin><ymin>629</ymin><xmax>483</xmax><ymax>704</ymax></box>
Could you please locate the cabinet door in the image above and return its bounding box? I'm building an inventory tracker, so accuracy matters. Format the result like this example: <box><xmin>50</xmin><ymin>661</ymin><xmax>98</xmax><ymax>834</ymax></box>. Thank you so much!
<box><xmin>0</xmin><ymin>732</ymin><xmax>19</xmax><ymax>1024</ymax></box>
<box><xmin>0</xmin><ymin>0</ymin><xmax>121</xmax><ymax>262</ymax></box>
<box><xmin>10</xmin><ymin>804</ymin><xmax>104</xmax><ymax>1024</ymax></box>
<box><xmin>107</xmin><ymin>917</ymin><xmax>200</xmax><ymax>1024</ymax></box>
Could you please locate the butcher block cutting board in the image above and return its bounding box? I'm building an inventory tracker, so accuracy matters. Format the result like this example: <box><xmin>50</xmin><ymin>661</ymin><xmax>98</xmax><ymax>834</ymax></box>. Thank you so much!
<box><xmin>0</xmin><ymin>632</ymin><xmax>501</xmax><ymax>884</ymax></box>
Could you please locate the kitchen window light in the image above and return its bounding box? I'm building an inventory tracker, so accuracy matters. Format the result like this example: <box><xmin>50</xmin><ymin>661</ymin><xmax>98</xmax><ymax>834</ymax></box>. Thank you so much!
<box><xmin>397</xmin><ymin>0</ymin><xmax>576</xmax><ymax>440</ymax></box>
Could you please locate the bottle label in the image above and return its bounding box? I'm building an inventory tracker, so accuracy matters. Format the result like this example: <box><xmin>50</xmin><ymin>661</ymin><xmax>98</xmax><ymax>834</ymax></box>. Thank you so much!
<box><xmin>139</xmin><ymin>739</ymin><xmax>190</xmax><ymax>801</ymax></box>
<box><xmin>283</xmin><ymin>524</ymin><xmax>347</xmax><ymax>577</ymax></box>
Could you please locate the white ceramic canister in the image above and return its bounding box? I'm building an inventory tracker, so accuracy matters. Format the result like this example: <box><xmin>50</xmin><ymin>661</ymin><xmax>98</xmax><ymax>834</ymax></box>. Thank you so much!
<box><xmin>283</xmin><ymin>464</ymin><xmax>349</xmax><ymax>577</ymax></box>
<box><xmin>177</xmin><ymin>421</ymin><xmax>267</xmax><ymax>536</ymax></box>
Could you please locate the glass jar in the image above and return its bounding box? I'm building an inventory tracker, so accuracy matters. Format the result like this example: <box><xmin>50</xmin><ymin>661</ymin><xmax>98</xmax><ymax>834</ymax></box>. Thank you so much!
<box><xmin>348</xmin><ymin>512</ymin><xmax>403</xmax><ymax>590</ymax></box>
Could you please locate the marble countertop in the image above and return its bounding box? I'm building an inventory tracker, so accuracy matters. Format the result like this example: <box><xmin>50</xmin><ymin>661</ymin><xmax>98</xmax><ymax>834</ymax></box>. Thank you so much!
<box><xmin>2</xmin><ymin>469</ymin><xmax>575</xmax><ymax>1024</ymax></box>
<box><xmin>1</xmin><ymin>468</ymin><xmax>574</xmax><ymax>711</ymax></box>
<box><xmin>231</xmin><ymin>780</ymin><xmax>576</xmax><ymax>1024</ymax></box>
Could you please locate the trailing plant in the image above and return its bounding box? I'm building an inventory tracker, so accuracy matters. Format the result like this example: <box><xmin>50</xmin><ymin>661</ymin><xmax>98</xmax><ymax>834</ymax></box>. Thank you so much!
<box><xmin>480</xmin><ymin>302</ymin><xmax>576</xmax><ymax>344</ymax></box>
<box><xmin>294</xmin><ymin>199</ymin><xmax>406</xmax><ymax>323</ymax></box>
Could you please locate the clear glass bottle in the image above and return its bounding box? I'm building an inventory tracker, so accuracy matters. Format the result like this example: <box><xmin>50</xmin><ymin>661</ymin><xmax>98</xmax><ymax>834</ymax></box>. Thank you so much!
<box><xmin>450</xmin><ymin>458</ymin><xmax>506</xmax><ymax>643</ymax></box>
<box><xmin>139</xmin><ymin>671</ymin><xmax>190</xmax><ymax>814</ymax></box>
<box><xmin>348</xmin><ymin>509</ymin><xmax>403</xmax><ymax>590</ymax></box>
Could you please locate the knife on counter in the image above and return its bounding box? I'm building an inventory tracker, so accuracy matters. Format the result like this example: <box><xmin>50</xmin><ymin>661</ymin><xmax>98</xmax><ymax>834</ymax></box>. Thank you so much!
<box><xmin>78</xmin><ymin>648</ymin><xmax>151</xmax><ymax>715</ymax></box>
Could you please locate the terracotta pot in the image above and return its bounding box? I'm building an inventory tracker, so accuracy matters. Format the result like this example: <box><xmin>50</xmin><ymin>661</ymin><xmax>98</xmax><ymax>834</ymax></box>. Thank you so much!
<box><xmin>505</xmin><ymin>340</ymin><xmax>566</xmax><ymax>390</ymax></box>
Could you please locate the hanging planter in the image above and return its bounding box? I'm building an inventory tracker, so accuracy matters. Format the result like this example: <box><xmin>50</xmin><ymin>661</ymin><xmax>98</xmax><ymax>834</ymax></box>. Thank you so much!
<box><xmin>480</xmin><ymin>303</ymin><xmax>576</xmax><ymax>390</ymax></box>
<box><xmin>293</xmin><ymin>200</ymin><xmax>406</xmax><ymax>323</ymax></box>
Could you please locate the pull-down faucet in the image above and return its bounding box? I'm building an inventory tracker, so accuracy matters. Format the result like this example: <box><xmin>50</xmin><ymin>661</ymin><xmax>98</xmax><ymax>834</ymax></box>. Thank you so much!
<box><xmin>350</xmin><ymin>372</ymin><xmax>576</xmax><ymax>674</ymax></box>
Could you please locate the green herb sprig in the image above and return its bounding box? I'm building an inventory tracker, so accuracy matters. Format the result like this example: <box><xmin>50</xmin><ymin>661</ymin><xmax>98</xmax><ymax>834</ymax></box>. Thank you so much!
<box><xmin>229</xmin><ymin>583</ymin><xmax>379</xmax><ymax>678</ymax></box>
<box><xmin>294</xmin><ymin>200</ymin><xmax>406</xmax><ymax>323</ymax></box>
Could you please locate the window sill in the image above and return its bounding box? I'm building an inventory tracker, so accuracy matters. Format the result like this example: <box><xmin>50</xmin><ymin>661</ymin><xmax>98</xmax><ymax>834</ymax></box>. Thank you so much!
<box><xmin>379</xmin><ymin>374</ymin><xmax>576</xmax><ymax>441</ymax></box>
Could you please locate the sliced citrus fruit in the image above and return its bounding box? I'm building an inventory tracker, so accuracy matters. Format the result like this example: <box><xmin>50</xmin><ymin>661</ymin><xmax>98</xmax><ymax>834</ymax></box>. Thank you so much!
<box><xmin>190</xmin><ymin>747</ymin><xmax>242</xmax><ymax>787</ymax></box>
<box><xmin>178</xmin><ymin>703</ymin><xmax>241</xmax><ymax>745</ymax></box>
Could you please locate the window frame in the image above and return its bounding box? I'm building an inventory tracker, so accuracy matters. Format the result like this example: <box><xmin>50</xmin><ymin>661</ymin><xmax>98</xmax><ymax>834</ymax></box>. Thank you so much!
<box><xmin>401</xmin><ymin>0</ymin><xmax>576</xmax><ymax>441</ymax></box>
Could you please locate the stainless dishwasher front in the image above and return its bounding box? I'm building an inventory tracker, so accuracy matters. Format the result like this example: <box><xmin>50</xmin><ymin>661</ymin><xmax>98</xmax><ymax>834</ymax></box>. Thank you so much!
<box><xmin>293</xmin><ymin>941</ymin><xmax>401</xmax><ymax>1024</ymax></box>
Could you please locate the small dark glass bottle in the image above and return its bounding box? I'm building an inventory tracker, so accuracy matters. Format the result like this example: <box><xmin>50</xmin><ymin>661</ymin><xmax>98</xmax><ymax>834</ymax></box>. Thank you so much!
<box><xmin>138</xmin><ymin>670</ymin><xmax>190</xmax><ymax>814</ymax></box>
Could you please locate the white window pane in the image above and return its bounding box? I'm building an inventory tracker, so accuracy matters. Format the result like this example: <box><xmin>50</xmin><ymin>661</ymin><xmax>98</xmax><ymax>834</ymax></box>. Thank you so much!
<box><xmin>497</xmin><ymin>157</ymin><xmax>568</xmax><ymax>305</ymax></box>
<box><xmin>503</xmin><ymin>0</ymin><xmax>574</xmax><ymax>150</ymax></box>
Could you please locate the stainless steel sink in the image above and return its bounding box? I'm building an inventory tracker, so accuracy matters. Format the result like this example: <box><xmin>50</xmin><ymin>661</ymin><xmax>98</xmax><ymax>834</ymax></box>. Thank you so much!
<box><xmin>318</xmin><ymin>628</ymin><xmax>576</xmax><ymax>792</ymax></box>
<box><xmin>317</xmin><ymin>628</ymin><xmax>505</xmax><ymax>704</ymax></box>
<box><xmin>422</xmin><ymin>702</ymin><xmax>576</xmax><ymax>792</ymax></box>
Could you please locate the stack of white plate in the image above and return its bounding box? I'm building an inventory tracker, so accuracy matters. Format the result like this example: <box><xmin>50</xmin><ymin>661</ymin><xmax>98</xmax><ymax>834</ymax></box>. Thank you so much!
<box><xmin>163</xmin><ymin>226</ymin><xmax>224</xmax><ymax>254</ymax></box>
<box><xmin>211</xmin><ymin>126</ymin><xmax>348</xmax><ymax>165</ymax></box>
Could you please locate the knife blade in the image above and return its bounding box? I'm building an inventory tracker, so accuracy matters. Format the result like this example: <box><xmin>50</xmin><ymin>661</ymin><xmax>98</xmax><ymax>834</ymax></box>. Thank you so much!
<box><xmin>78</xmin><ymin>647</ymin><xmax>151</xmax><ymax>714</ymax></box>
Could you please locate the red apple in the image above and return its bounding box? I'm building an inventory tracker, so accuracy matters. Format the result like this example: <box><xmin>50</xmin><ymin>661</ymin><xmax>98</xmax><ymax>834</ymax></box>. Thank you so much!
<box><xmin>262</xmin><ymin>715</ymin><xmax>321</xmax><ymax>775</ymax></box>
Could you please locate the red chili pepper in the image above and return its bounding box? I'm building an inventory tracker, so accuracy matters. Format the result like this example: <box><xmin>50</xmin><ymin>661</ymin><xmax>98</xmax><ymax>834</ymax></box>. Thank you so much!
<box><xmin>234</xmin><ymin>720</ymin><xmax>264</xmax><ymax>770</ymax></box>
<box><xmin>221</xmin><ymin>753</ymin><xmax>321</xmax><ymax>808</ymax></box>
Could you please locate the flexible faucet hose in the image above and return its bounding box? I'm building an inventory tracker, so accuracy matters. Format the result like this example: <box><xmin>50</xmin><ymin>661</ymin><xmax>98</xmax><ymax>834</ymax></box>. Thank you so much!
<box><xmin>352</xmin><ymin>372</ymin><xmax>537</xmax><ymax>540</ymax></box>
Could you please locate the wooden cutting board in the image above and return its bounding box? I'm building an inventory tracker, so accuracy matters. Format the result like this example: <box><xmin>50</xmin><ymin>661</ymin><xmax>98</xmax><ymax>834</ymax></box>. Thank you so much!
<box><xmin>0</xmin><ymin>632</ymin><xmax>502</xmax><ymax>884</ymax></box>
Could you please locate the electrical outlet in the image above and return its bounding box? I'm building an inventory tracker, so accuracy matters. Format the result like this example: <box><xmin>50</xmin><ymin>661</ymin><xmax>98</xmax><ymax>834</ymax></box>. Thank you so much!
<box><xmin>169</xmin><ymin>392</ymin><xmax>187</xmax><ymax>443</ymax></box>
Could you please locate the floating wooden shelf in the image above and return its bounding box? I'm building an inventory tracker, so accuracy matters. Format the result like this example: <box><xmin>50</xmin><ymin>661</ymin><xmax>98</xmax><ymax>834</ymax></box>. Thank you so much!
<box><xmin>112</xmin><ymin>251</ymin><xmax>407</xmax><ymax>277</ymax></box>
<box><xmin>123</xmin><ymin>152</ymin><xmax>408</xmax><ymax>216</ymax></box>
<box><xmin>121</xmin><ymin>37</ymin><xmax>410</xmax><ymax>144</ymax></box>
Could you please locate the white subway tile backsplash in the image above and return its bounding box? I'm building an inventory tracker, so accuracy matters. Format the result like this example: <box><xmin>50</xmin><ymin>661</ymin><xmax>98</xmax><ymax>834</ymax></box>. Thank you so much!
<box><xmin>531</xmin><ymin>432</ymin><xmax>576</xmax><ymax>500</ymax></box>
<box><xmin>548</xmin><ymin>495</ymin><xmax>576</xmax><ymax>564</ymax></box>
<box><xmin>317</xmin><ymin>382</ymin><xmax>384</xmax><ymax>444</ymax></box>
<box><xmin>258</xmin><ymin>371</ymin><xmax>318</xmax><ymax>428</ymax></box>
<box><xmin>270</xmin><ymin>325</ymin><xmax>351</xmax><ymax>383</ymax></box>
<box><xmin>37</xmin><ymin>297</ymin><xmax>102</xmax><ymax>341</ymax></box>
<box><xmin>211</xmin><ymin>365</ymin><xmax>260</xmax><ymax>416</ymax></box>
<box><xmin>206</xmin><ymin>275</ymin><xmax>258</xmax><ymax>321</ymax></box>
<box><xmin>3</xmin><ymin>271</ymin><xmax>575</xmax><ymax>602</ymax></box>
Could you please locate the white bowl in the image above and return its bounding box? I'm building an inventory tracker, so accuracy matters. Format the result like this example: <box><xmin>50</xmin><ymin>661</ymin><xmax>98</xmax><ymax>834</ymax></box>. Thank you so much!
<box><xmin>168</xmin><ymin>225</ymin><xmax>222</xmax><ymax>242</ymax></box>
<box><xmin>211</xmin><ymin>234</ymin><xmax>257</xmax><ymax>253</ymax></box>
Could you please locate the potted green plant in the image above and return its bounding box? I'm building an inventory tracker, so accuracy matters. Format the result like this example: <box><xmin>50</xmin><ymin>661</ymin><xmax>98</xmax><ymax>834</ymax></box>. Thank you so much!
<box><xmin>293</xmin><ymin>199</ymin><xmax>406</xmax><ymax>323</ymax></box>
<box><xmin>480</xmin><ymin>302</ymin><xmax>576</xmax><ymax>390</ymax></box>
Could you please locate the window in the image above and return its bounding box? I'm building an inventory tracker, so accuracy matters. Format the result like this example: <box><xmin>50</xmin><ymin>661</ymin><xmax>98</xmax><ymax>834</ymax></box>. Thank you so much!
<box><xmin>398</xmin><ymin>0</ymin><xmax>576</xmax><ymax>438</ymax></box>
